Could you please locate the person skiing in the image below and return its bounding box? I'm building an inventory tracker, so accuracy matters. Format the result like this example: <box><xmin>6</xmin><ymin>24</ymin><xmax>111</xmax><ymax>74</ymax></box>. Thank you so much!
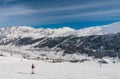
<box><xmin>31</xmin><ymin>63</ymin><xmax>35</xmax><ymax>74</ymax></box>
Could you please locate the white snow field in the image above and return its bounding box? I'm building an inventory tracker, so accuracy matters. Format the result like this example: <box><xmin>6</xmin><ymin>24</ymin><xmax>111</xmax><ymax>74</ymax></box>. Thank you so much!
<box><xmin>0</xmin><ymin>56</ymin><xmax>120</xmax><ymax>79</ymax></box>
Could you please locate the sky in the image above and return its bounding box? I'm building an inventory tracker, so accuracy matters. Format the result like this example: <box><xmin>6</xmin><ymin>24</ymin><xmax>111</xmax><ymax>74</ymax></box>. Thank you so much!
<box><xmin>0</xmin><ymin>0</ymin><xmax>120</xmax><ymax>29</ymax></box>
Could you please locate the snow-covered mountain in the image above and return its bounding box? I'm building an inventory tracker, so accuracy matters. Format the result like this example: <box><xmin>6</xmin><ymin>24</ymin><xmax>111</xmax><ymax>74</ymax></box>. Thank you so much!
<box><xmin>76</xmin><ymin>21</ymin><xmax>120</xmax><ymax>36</ymax></box>
<box><xmin>0</xmin><ymin>21</ymin><xmax>120</xmax><ymax>59</ymax></box>
<box><xmin>0</xmin><ymin>21</ymin><xmax>120</xmax><ymax>39</ymax></box>
<box><xmin>0</xmin><ymin>26</ymin><xmax>75</xmax><ymax>39</ymax></box>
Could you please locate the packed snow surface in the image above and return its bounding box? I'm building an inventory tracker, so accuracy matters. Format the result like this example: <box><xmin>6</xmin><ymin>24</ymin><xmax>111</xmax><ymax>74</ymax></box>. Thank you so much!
<box><xmin>0</xmin><ymin>56</ymin><xmax>120</xmax><ymax>79</ymax></box>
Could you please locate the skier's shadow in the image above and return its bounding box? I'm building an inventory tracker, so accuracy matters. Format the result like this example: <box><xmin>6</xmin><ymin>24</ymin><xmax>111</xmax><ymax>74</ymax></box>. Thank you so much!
<box><xmin>17</xmin><ymin>72</ymin><xmax>32</xmax><ymax>74</ymax></box>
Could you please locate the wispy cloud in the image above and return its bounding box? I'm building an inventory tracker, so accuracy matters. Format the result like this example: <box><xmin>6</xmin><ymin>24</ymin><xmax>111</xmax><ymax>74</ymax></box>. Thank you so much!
<box><xmin>1</xmin><ymin>0</ymin><xmax>15</xmax><ymax>3</ymax></box>
<box><xmin>0</xmin><ymin>0</ymin><xmax>120</xmax><ymax>27</ymax></box>
<box><xmin>35</xmin><ymin>1</ymin><xmax>120</xmax><ymax>13</ymax></box>
<box><xmin>26</xmin><ymin>0</ymin><xmax>120</xmax><ymax>24</ymax></box>
<box><xmin>0</xmin><ymin>6</ymin><xmax>36</xmax><ymax>18</ymax></box>
<box><xmin>35</xmin><ymin>8</ymin><xmax>120</xmax><ymax>25</ymax></box>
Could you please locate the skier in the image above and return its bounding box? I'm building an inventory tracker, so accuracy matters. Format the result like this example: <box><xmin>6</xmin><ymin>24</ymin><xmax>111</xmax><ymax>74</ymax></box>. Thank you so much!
<box><xmin>31</xmin><ymin>63</ymin><xmax>35</xmax><ymax>74</ymax></box>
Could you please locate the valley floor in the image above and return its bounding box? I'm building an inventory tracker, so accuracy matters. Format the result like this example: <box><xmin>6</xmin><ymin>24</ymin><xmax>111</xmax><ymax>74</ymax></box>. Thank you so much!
<box><xmin>0</xmin><ymin>56</ymin><xmax>120</xmax><ymax>79</ymax></box>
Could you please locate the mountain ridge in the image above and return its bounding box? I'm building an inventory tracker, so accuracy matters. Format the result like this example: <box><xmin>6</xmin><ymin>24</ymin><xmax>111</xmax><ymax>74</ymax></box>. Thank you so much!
<box><xmin>0</xmin><ymin>21</ymin><xmax>120</xmax><ymax>38</ymax></box>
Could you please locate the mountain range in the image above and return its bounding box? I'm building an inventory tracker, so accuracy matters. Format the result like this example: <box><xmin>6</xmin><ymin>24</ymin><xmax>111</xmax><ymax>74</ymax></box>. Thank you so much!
<box><xmin>0</xmin><ymin>22</ymin><xmax>120</xmax><ymax>58</ymax></box>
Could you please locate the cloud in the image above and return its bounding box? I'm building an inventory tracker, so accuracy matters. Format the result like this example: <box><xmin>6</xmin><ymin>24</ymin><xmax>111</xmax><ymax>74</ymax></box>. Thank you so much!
<box><xmin>0</xmin><ymin>5</ymin><xmax>36</xmax><ymax>18</ymax></box>
<box><xmin>0</xmin><ymin>0</ymin><xmax>120</xmax><ymax>27</ymax></box>
<box><xmin>1</xmin><ymin>0</ymin><xmax>15</xmax><ymax>3</ymax></box>
<box><xmin>35</xmin><ymin>0</ymin><xmax>119</xmax><ymax>13</ymax></box>
<box><xmin>25</xmin><ymin>0</ymin><xmax>120</xmax><ymax>24</ymax></box>
<box><xmin>33</xmin><ymin>7</ymin><xmax>120</xmax><ymax>25</ymax></box>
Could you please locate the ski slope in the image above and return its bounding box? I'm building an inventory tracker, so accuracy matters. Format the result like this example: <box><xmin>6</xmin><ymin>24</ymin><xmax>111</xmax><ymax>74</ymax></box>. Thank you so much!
<box><xmin>0</xmin><ymin>56</ymin><xmax>120</xmax><ymax>79</ymax></box>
